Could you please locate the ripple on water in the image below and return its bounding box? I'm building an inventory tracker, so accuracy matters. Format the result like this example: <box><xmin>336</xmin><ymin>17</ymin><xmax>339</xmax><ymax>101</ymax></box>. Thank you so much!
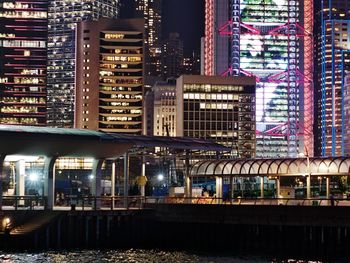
<box><xmin>0</xmin><ymin>250</ymin><xmax>326</xmax><ymax>263</ymax></box>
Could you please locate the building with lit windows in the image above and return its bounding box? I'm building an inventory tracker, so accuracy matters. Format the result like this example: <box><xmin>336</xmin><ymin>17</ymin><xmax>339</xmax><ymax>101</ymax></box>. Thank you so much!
<box><xmin>204</xmin><ymin>0</ymin><xmax>313</xmax><ymax>158</ymax></box>
<box><xmin>134</xmin><ymin>0</ymin><xmax>162</xmax><ymax>79</ymax></box>
<box><xmin>144</xmin><ymin>79</ymin><xmax>177</xmax><ymax>137</ymax></box>
<box><xmin>162</xmin><ymin>33</ymin><xmax>184</xmax><ymax>80</ymax></box>
<box><xmin>75</xmin><ymin>18</ymin><xmax>144</xmax><ymax>134</ymax></box>
<box><xmin>314</xmin><ymin>0</ymin><xmax>350</xmax><ymax>156</ymax></box>
<box><xmin>176</xmin><ymin>75</ymin><xmax>256</xmax><ymax>158</ymax></box>
<box><xmin>0</xmin><ymin>0</ymin><xmax>47</xmax><ymax>126</ymax></box>
<box><xmin>344</xmin><ymin>73</ymin><xmax>350</xmax><ymax>156</ymax></box>
<box><xmin>47</xmin><ymin>0</ymin><xmax>120</xmax><ymax>128</ymax></box>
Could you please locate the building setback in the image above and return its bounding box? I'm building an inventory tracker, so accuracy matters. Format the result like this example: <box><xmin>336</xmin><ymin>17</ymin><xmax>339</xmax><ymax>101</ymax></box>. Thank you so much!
<box><xmin>47</xmin><ymin>0</ymin><xmax>120</xmax><ymax>128</ymax></box>
<box><xmin>0</xmin><ymin>0</ymin><xmax>47</xmax><ymax>126</ymax></box>
<box><xmin>75</xmin><ymin>18</ymin><xmax>144</xmax><ymax>134</ymax></box>
<box><xmin>176</xmin><ymin>75</ymin><xmax>256</xmax><ymax>158</ymax></box>
<box><xmin>314</xmin><ymin>0</ymin><xmax>350</xmax><ymax>156</ymax></box>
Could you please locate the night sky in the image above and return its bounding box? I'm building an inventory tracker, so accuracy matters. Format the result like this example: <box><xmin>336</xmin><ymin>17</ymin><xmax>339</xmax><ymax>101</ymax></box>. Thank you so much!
<box><xmin>120</xmin><ymin>0</ymin><xmax>205</xmax><ymax>56</ymax></box>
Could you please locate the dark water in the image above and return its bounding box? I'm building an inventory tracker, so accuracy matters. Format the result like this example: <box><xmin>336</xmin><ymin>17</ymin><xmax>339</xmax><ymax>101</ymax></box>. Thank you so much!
<box><xmin>0</xmin><ymin>250</ymin><xmax>330</xmax><ymax>263</ymax></box>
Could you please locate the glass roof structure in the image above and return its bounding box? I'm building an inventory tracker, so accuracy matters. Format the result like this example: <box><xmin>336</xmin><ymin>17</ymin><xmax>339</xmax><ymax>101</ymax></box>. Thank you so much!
<box><xmin>190</xmin><ymin>157</ymin><xmax>350</xmax><ymax>178</ymax></box>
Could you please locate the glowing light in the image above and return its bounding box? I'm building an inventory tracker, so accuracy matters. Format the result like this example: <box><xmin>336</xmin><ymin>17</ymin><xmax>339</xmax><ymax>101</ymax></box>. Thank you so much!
<box><xmin>28</xmin><ymin>173</ymin><xmax>39</xmax><ymax>182</ymax></box>
<box><xmin>157</xmin><ymin>174</ymin><xmax>164</xmax><ymax>181</ymax></box>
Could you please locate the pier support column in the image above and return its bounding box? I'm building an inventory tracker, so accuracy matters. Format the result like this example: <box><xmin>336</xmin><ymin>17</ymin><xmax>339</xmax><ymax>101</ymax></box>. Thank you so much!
<box><xmin>111</xmin><ymin>160</ymin><xmax>116</xmax><ymax>209</ymax></box>
<box><xmin>216</xmin><ymin>176</ymin><xmax>223</xmax><ymax>203</ymax></box>
<box><xmin>276</xmin><ymin>177</ymin><xmax>280</xmax><ymax>199</ymax></box>
<box><xmin>260</xmin><ymin>176</ymin><xmax>264</xmax><ymax>198</ymax></box>
<box><xmin>15</xmin><ymin>160</ymin><xmax>26</xmax><ymax>206</ymax></box>
<box><xmin>326</xmin><ymin>177</ymin><xmax>330</xmax><ymax>199</ymax></box>
<box><xmin>306</xmin><ymin>174</ymin><xmax>311</xmax><ymax>199</ymax></box>
<box><xmin>44</xmin><ymin>156</ymin><xmax>57</xmax><ymax>210</ymax></box>
<box><xmin>124</xmin><ymin>152</ymin><xmax>129</xmax><ymax>207</ymax></box>
<box><xmin>0</xmin><ymin>155</ymin><xmax>5</xmax><ymax>209</ymax></box>
<box><xmin>92</xmin><ymin>159</ymin><xmax>104</xmax><ymax>210</ymax></box>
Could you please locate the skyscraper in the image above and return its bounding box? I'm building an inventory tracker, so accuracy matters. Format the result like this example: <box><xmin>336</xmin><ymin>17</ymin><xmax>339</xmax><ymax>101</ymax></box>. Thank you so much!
<box><xmin>162</xmin><ymin>33</ymin><xmax>184</xmax><ymax>79</ymax></box>
<box><xmin>204</xmin><ymin>0</ymin><xmax>314</xmax><ymax>158</ymax></box>
<box><xmin>134</xmin><ymin>0</ymin><xmax>162</xmax><ymax>78</ymax></box>
<box><xmin>47</xmin><ymin>0</ymin><xmax>120</xmax><ymax>128</ymax></box>
<box><xmin>314</xmin><ymin>0</ymin><xmax>350</xmax><ymax>156</ymax></box>
<box><xmin>0</xmin><ymin>0</ymin><xmax>48</xmax><ymax>126</ymax></box>
<box><xmin>75</xmin><ymin>18</ymin><xmax>144</xmax><ymax>134</ymax></box>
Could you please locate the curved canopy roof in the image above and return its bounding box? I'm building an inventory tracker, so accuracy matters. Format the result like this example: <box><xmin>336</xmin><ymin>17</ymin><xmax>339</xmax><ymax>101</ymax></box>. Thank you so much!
<box><xmin>190</xmin><ymin>157</ymin><xmax>350</xmax><ymax>177</ymax></box>
<box><xmin>0</xmin><ymin>125</ymin><xmax>228</xmax><ymax>159</ymax></box>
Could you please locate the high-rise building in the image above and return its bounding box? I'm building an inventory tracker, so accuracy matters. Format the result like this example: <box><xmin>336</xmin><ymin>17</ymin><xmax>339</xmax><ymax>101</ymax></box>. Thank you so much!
<box><xmin>344</xmin><ymin>72</ymin><xmax>350</xmax><ymax>155</ymax></box>
<box><xmin>47</xmin><ymin>0</ymin><xmax>120</xmax><ymax>128</ymax></box>
<box><xmin>134</xmin><ymin>0</ymin><xmax>162</xmax><ymax>79</ymax></box>
<box><xmin>0</xmin><ymin>0</ymin><xmax>48</xmax><ymax>126</ymax></box>
<box><xmin>204</xmin><ymin>0</ymin><xmax>313</xmax><ymax>158</ymax></box>
<box><xmin>162</xmin><ymin>33</ymin><xmax>184</xmax><ymax>79</ymax></box>
<box><xmin>75</xmin><ymin>18</ymin><xmax>144</xmax><ymax>134</ymax></box>
<box><xmin>144</xmin><ymin>79</ymin><xmax>177</xmax><ymax>137</ymax></box>
<box><xmin>314</xmin><ymin>0</ymin><xmax>350</xmax><ymax>156</ymax></box>
<box><xmin>182</xmin><ymin>51</ymin><xmax>201</xmax><ymax>76</ymax></box>
<box><xmin>176</xmin><ymin>75</ymin><xmax>256</xmax><ymax>158</ymax></box>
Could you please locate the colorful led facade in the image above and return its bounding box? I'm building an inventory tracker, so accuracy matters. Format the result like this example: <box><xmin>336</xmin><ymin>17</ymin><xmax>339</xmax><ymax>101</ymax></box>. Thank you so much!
<box><xmin>176</xmin><ymin>75</ymin><xmax>256</xmax><ymax>158</ymax></box>
<box><xmin>314</xmin><ymin>0</ymin><xmax>350</xmax><ymax>157</ymax></box>
<box><xmin>0</xmin><ymin>0</ymin><xmax>47</xmax><ymax>126</ymax></box>
<box><xmin>75</xmin><ymin>18</ymin><xmax>144</xmax><ymax>134</ymax></box>
<box><xmin>204</xmin><ymin>0</ymin><xmax>313</xmax><ymax>158</ymax></box>
<box><xmin>47</xmin><ymin>0</ymin><xmax>120</xmax><ymax>128</ymax></box>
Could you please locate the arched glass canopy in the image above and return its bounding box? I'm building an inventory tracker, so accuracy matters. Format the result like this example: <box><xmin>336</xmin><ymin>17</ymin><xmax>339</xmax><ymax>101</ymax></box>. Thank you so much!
<box><xmin>190</xmin><ymin>157</ymin><xmax>350</xmax><ymax>178</ymax></box>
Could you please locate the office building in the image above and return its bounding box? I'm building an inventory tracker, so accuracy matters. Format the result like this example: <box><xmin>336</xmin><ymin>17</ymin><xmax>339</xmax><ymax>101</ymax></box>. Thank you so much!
<box><xmin>47</xmin><ymin>0</ymin><xmax>120</xmax><ymax>128</ymax></box>
<box><xmin>176</xmin><ymin>75</ymin><xmax>256</xmax><ymax>158</ymax></box>
<box><xmin>314</xmin><ymin>0</ymin><xmax>350</xmax><ymax>156</ymax></box>
<box><xmin>75</xmin><ymin>18</ymin><xmax>144</xmax><ymax>134</ymax></box>
<box><xmin>0</xmin><ymin>0</ymin><xmax>47</xmax><ymax>126</ymax></box>
<box><xmin>204</xmin><ymin>0</ymin><xmax>313</xmax><ymax>158</ymax></box>
<box><xmin>144</xmin><ymin>79</ymin><xmax>176</xmax><ymax>136</ymax></box>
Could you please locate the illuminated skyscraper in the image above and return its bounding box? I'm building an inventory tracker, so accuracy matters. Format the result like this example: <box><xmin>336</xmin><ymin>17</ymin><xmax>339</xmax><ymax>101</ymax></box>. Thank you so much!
<box><xmin>75</xmin><ymin>18</ymin><xmax>144</xmax><ymax>134</ymax></box>
<box><xmin>47</xmin><ymin>0</ymin><xmax>120</xmax><ymax>128</ymax></box>
<box><xmin>204</xmin><ymin>0</ymin><xmax>314</xmax><ymax>158</ymax></box>
<box><xmin>162</xmin><ymin>33</ymin><xmax>184</xmax><ymax>79</ymax></box>
<box><xmin>134</xmin><ymin>0</ymin><xmax>162</xmax><ymax>78</ymax></box>
<box><xmin>0</xmin><ymin>0</ymin><xmax>48</xmax><ymax>126</ymax></box>
<box><xmin>314</xmin><ymin>0</ymin><xmax>350</xmax><ymax>156</ymax></box>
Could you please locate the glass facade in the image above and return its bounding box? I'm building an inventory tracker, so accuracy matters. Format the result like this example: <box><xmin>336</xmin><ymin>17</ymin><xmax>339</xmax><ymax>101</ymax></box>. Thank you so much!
<box><xmin>177</xmin><ymin>76</ymin><xmax>256</xmax><ymax>158</ymax></box>
<box><xmin>47</xmin><ymin>0</ymin><xmax>120</xmax><ymax>128</ymax></box>
<box><xmin>238</xmin><ymin>0</ymin><xmax>301</xmax><ymax>158</ymax></box>
<box><xmin>314</xmin><ymin>0</ymin><xmax>350</xmax><ymax>156</ymax></box>
<box><xmin>0</xmin><ymin>0</ymin><xmax>48</xmax><ymax>126</ymax></box>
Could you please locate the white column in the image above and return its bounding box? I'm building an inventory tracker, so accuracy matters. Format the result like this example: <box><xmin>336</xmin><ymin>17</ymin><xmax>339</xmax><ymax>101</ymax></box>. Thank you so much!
<box><xmin>184</xmin><ymin>150</ymin><xmax>191</xmax><ymax>198</ymax></box>
<box><xmin>44</xmin><ymin>156</ymin><xmax>57</xmax><ymax>210</ymax></box>
<box><xmin>92</xmin><ymin>159</ymin><xmax>104</xmax><ymax>210</ymax></box>
<box><xmin>216</xmin><ymin>176</ymin><xmax>223</xmax><ymax>202</ymax></box>
<box><xmin>230</xmin><ymin>176</ymin><xmax>234</xmax><ymax>199</ymax></box>
<box><xmin>111</xmin><ymin>160</ymin><xmax>116</xmax><ymax>209</ymax></box>
<box><xmin>15</xmin><ymin>160</ymin><xmax>26</xmax><ymax>206</ymax></box>
<box><xmin>260</xmin><ymin>177</ymin><xmax>264</xmax><ymax>198</ymax></box>
<box><xmin>92</xmin><ymin>159</ymin><xmax>103</xmax><ymax>197</ymax></box>
<box><xmin>276</xmin><ymin>177</ymin><xmax>280</xmax><ymax>198</ymax></box>
<box><xmin>140</xmin><ymin>156</ymin><xmax>146</xmax><ymax>197</ymax></box>
<box><xmin>326</xmin><ymin>177</ymin><xmax>330</xmax><ymax>199</ymax></box>
<box><xmin>306</xmin><ymin>175</ymin><xmax>311</xmax><ymax>199</ymax></box>
<box><xmin>0</xmin><ymin>155</ymin><xmax>5</xmax><ymax>209</ymax></box>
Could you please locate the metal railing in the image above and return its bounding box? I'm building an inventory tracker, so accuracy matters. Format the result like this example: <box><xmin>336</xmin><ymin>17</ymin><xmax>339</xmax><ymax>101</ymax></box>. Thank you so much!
<box><xmin>1</xmin><ymin>195</ymin><xmax>349</xmax><ymax>211</ymax></box>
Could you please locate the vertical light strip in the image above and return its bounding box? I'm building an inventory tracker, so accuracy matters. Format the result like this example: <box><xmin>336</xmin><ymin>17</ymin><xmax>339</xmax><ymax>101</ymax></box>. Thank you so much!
<box><xmin>303</xmin><ymin>0</ymin><xmax>314</xmax><ymax>156</ymax></box>
<box><xmin>204</xmin><ymin>0</ymin><xmax>214</xmax><ymax>76</ymax></box>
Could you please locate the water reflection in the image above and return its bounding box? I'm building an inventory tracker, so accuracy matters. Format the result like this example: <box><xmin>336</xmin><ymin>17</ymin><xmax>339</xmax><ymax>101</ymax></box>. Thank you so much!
<box><xmin>0</xmin><ymin>249</ymin><xmax>327</xmax><ymax>263</ymax></box>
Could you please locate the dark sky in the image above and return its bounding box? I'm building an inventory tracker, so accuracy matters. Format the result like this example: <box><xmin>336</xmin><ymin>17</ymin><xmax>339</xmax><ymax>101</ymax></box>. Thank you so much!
<box><xmin>120</xmin><ymin>0</ymin><xmax>205</xmax><ymax>56</ymax></box>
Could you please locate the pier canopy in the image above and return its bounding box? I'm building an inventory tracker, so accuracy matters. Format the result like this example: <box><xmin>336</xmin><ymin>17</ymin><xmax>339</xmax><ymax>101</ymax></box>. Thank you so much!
<box><xmin>0</xmin><ymin>125</ymin><xmax>228</xmax><ymax>158</ymax></box>
<box><xmin>190</xmin><ymin>157</ymin><xmax>350</xmax><ymax>178</ymax></box>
